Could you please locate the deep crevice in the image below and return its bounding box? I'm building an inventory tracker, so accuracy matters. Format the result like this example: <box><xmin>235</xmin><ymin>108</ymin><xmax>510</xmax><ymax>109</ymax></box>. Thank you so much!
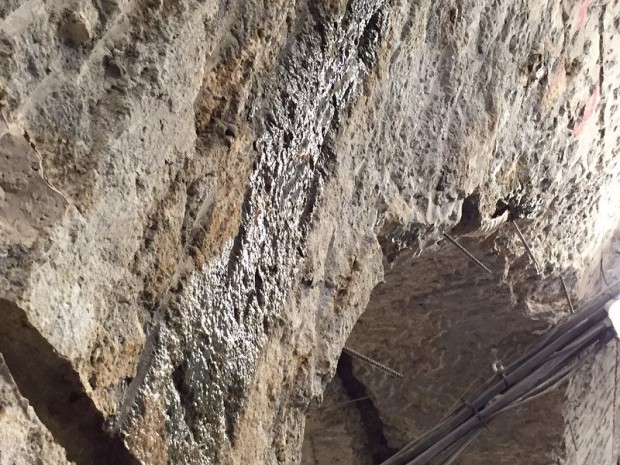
<box><xmin>453</xmin><ymin>192</ymin><xmax>482</xmax><ymax>235</ymax></box>
<box><xmin>0</xmin><ymin>298</ymin><xmax>140</xmax><ymax>465</ymax></box>
<box><xmin>337</xmin><ymin>352</ymin><xmax>398</xmax><ymax>464</ymax></box>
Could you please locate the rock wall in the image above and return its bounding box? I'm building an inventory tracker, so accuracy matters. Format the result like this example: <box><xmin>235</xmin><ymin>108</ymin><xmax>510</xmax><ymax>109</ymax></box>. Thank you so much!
<box><xmin>1</xmin><ymin>0</ymin><xmax>620</xmax><ymax>464</ymax></box>
<box><xmin>0</xmin><ymin>354</ymin><xmax>71</xmax><ymax>465</ymax></box>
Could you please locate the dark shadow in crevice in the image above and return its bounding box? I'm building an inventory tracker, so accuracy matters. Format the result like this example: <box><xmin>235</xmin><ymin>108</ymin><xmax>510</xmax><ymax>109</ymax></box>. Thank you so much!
<box><xmin>455</xmin><ymin>192</ymin><xmax>481</xmax><ymax>234</ymax></box>
<box><xmin>0</xmin><ymin>298</ymin><xmax>140</xmax><ymax>465</ymax></box>
<box><xmin>337</xmin><ymin>352</ymin><xmax>398</xmax><ymax>464</ymax></box>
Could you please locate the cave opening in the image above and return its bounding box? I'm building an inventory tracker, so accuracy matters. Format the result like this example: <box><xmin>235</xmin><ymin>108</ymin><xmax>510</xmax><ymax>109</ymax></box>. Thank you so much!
<box><xmin>301</xmin><ymin>230</ymin><xmax>577</xmax><ymax>465</ymax></box>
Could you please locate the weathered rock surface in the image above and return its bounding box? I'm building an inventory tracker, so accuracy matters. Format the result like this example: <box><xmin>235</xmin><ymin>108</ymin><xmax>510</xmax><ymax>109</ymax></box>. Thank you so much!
<box><xmin>1</xmin><ymin>0</ymin><xmax>620</xmax><ymax>464</ymax></box>
<box><xmin>0</xmin><ymin>354</ymin><xmax>72</xmax><ymax>465</ymax></box>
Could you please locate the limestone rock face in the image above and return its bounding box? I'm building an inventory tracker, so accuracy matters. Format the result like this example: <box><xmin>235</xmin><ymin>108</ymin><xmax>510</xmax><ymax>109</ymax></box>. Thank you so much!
<box><xmin>0</xmin><ymin>0</ymin><xmax>619</xmax><ymax>464</ymax></box>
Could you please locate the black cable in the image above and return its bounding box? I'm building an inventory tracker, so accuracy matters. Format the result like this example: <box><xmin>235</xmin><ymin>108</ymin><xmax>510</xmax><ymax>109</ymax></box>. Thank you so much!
<box><xmin>381</xmin><ymin>285</ymin><xmax>620</xmax><ymax>465</ymax></box>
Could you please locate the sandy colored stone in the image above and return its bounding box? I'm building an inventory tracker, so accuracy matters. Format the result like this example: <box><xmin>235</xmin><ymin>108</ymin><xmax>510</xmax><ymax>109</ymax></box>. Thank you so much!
<box><xmin>0</xmin><ymin>0</ymin><xmax>620</xmax><ymax>464</ymax></box>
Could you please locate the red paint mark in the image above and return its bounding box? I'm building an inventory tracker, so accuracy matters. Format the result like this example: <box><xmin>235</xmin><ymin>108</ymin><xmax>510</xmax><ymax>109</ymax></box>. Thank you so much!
<box><xmin>573</xmin><ymin>0</ymin><xmax>592</xmax><ymax>31</ymax></box>
<box><xmin>573</xmin><ymin>88</ymin><xmax>598</xmax><ymax>137</ymax></box>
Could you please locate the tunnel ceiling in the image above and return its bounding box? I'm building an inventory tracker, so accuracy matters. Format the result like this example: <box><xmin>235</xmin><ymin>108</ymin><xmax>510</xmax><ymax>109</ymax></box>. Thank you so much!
<box><xmin>1</xmin><ymin>1</ymin><xmax>620</xmax><ymax>465</ymax></box>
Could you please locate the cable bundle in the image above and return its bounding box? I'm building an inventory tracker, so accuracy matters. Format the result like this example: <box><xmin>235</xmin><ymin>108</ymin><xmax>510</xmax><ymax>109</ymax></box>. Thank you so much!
<box><xmin>381</xmin><ymin>281</ymin><xmax>620</xmax><ymax>465</ymax></box>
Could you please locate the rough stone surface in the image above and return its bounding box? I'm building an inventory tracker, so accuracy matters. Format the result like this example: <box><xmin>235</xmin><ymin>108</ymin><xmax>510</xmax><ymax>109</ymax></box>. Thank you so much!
<box><xmin>0</xmin><ymin>0</ymin><xmax>620</xmax><ymax>464</ymax></box>
<box><xmin>0</xmin><ymin>354</ymin><xmax>72</xmax><ymax>465</ymax></box>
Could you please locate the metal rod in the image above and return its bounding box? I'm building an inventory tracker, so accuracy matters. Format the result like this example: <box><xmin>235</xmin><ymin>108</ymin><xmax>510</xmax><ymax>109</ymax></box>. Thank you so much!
<box><xmin>442</xmin><ymin>233</ymin><xmax>493</xmax><ymax>274</ymax></box>
<box><xmin>511</xmin><ymin>220</ymin><xmax>542</xmax><ymax>274</ymax></box>
<box><xmin>568</xmin><ymin>417</ymin><xmax>578</xmax><ymax>450</ymax></box>
<box><xmin>342</xmin><ymin>346</ymin><xmax>403</xmax><ymax>379</ymax></box>
<box><xmin>560</xmin><ymin>276</ymin><xmax>575</xmax><ymax>314</ymax></box>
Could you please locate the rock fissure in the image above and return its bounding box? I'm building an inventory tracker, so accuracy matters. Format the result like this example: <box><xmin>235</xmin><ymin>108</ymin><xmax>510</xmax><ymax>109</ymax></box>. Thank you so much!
<box><xmin>337</xmin><ymin>352</ymin><xmax>398</xmax><ymax>464</ymax></box>
<box><xmin>0</xmin><ymin>299</ymin><xmax>139</xmax><ymax>465</ymax></box>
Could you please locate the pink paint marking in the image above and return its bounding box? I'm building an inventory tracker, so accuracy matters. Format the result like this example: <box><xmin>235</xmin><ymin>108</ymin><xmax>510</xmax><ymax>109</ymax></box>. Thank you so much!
<box><xmin>573</xmin><ymin>0</ymin><xmax>592</xmax><ymax>31</ymax></box>
<box><xmin>573</xmin><ymin>88</ymin><xmax>598</xmax><ymax>137</ymax></box>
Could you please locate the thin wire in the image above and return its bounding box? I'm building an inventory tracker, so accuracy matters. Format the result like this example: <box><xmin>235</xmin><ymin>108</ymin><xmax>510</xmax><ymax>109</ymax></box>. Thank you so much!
<box><xmin>494</xmin><ymin>354</ymin><xmax>585</xmax><ymax>416</ymax></box>
<box><xmin>493</xmin><ymin>359</ymin><xmax>580</xmax><ymax>449</ymax></box>
<box><xmin>322</xmin><ymin>396</ymin><xmax>371</xmax><ymax>411</ymax></box>
<box><xmin>484</xmin><ymin>339</ymin><xmax>603</xmax><ymax>448</ymax></box>
<box><xmin>568</xmin><ymin>418</ymin><xmax>578</xmax><ymax>451</ymax></box>
<box><xmin>438</xmin><ymin>377</ymin><xmax>482</xmax><ymax>423</ymax></box>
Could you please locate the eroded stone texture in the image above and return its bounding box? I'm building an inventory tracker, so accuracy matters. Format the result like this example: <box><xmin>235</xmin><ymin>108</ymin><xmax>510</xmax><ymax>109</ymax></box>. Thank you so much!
<box><xmin>0</xmin><ymin>0</ymin><xmax>620</xmax><ymax>464</ymax></box>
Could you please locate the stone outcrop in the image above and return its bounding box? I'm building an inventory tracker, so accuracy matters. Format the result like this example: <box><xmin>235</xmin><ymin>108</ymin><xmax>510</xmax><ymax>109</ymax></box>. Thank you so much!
<box><xmin>1</xmin><ymin>0</ymin><xmax>620</xmax><ymax>464</ymax></box>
